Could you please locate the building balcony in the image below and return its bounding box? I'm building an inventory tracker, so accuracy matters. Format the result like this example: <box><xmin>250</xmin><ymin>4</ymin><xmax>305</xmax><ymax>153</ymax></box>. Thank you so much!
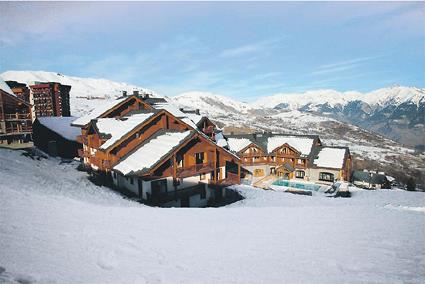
<box><xmin>5</xmin><ymin>124</ymin><xmax>32</xmax><ymax>134</ymax></box>
<box><xmin>4</xmin><ymin>113</ymin><xmax>31</xmax><ymax>120</ymax></box>
<box><xmin>176</xmin><ymin>162</ymin><xmax>215</xmax><ymax>178</ymax></box>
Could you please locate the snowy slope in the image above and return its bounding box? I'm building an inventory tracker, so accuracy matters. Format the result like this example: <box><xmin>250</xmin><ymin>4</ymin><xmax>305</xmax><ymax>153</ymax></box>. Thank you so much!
<box><xmin>171</xmin><ymin>91</ymin><xmax>253</xmax><ymax>116</ymax></box>
<box><xmin>0</xmin><ymin>70</ymin><xmax>156</xmax><ymax>117</ymax></box>
<box><xmin>1</xmin><ymin>148</ymin><xmax>425</xmax><ymax>283</ymax></box>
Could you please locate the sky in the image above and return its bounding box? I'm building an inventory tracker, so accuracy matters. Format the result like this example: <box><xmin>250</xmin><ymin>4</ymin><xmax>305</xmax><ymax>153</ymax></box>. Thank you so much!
<box><xmin>0</xmin><ymin>1</ymin><xmax>424</xmax><ymax>101</ymax></box>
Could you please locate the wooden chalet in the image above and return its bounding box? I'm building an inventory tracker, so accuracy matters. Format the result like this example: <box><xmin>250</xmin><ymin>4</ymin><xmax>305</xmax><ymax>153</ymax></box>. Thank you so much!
<box><xmin>5</xmin><ymin>81</ymin><xmax>30</xmax><ymax>102</ymax></box>
<box><xmin>0</xmin><ymin>79</ymin><xmax>32</xmax><ymax>148</ymax></box>
<box><xmin>72</xmin><ymin>93</ymin><xmax>240</xmax><ymax>207</ymax></box>
<box><xmin>220</xmin><ymin>133</ymin><xmax>352</xmax><ymax>185</ymax></box>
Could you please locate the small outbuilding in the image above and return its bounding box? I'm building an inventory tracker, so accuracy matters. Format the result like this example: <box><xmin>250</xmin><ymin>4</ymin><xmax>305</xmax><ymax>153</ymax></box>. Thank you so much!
<box><xmin>33</xmin><ymin>117</ymin><xmax>82</xmax><ymax>159</ymax></box>
<box><xmin>351</xmin><ymin>170</ymin><xmax>391</xmax><ymax>189</ymax></box>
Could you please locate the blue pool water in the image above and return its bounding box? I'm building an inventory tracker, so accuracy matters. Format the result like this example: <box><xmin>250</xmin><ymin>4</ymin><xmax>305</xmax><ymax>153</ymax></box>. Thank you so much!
<box><xmin>272</xmin><ymin>179</ymin><xmax>322</xmax><ymax>191</ymax></box>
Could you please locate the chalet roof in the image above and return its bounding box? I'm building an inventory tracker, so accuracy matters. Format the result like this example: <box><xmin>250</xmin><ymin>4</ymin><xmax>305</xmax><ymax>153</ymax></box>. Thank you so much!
<box><xmin>227</xmin><ymin>138</ymin><xmax>253</xmax><ymax>153</ymax></box>
<box><xmin>222</xmin><ymin>133</ymin><xmax>320</xmax><ymax>157</ymax></box>
<box><xmin>0</xmin><ymin>77</ymin><xmax>15</xmax><ymax>96</ymax></box>
<box><xmin>352</xmin><ymin>170</ymin><xmax>388</xmax><ymax>184</ymax></box>
<box><xmin>185</xmin><ymin>113</ymin><xmax>204</xmax><ymax>126</ymax></box>
<box><xmin>113</xmin><ymin>130</ymin><xmax>193</xmax><ymax>176</ymax></box>
<box><xmin>94</xmin><ymin>111</ymin><xmax>158</xmax><ymax>150</ymax></box>
<box><xmin>312</xmin><ymin>147</ymin><xmax>348</xmax><ymax>169</ymax></box>
<box><xmin>71</xmin><ymin>96</ymin><xmax>130</xmax><ymax>127</ymax></box>
<box><xmin>37</xmin><ymin>116</ymin><xmax>81</xmax><ymax>142</ymax></box>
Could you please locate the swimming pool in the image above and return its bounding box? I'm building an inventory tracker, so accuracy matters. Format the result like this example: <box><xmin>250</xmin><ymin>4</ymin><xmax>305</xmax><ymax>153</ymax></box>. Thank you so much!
<box><xmin>272</xmin><ymin>179</ymin><xmax>322</xmax><ymax>191</ymax></box>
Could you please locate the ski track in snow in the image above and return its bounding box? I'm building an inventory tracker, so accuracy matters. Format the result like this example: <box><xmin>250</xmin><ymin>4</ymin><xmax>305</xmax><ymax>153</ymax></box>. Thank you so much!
<box><xmin>1</xmin><ymin>149</ymin><xmax>425</xmax><ymax>283</ymax></box>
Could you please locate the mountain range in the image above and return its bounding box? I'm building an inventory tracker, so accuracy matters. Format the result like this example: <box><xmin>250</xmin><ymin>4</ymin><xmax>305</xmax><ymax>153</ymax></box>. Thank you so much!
<box><xmin>172</xmin><ymin>87</ymin><xmax>425</xmax><ymax>149</ymax></box>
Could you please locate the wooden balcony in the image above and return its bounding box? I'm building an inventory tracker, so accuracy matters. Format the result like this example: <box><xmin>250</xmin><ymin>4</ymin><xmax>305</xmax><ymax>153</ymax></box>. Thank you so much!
<box><xmin>176</xmin><ymin>162</ymin><xmax>214</xmax><ymax>178</ymax></box>
<box><xmin>4</xmin><ymin>113</ymin><xmax>31</xmax><ymax>120</ymax></box>
<box><xmin>5</xmin><ymin>124</ymin><xmax>32</xmax><ymax>134</ymax></box>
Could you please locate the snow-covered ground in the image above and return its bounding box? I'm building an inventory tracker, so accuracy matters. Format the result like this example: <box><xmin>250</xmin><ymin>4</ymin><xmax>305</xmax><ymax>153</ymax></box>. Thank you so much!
<box><xmin>1</xmin><ymin>148</ymin><xmax>425</xmax><ymax>283</ymax></box>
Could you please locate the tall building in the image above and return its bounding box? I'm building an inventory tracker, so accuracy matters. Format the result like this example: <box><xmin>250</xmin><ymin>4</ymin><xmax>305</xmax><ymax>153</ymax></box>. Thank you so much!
<box><xmin>5</xmin><ymin>81</ymin><xmax>30</xmax><ymax>102</ymax></box>
<box><xmin>29</xmin><ymin>82</ymin><xmax>71</xmax><ymax>118</ymax></box>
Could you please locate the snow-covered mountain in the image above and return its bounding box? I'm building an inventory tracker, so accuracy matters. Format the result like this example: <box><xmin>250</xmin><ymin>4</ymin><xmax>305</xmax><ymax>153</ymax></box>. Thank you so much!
<box><xmin>0</xmin><ymin>70</ymin><xmax>156</xmax><ymax>116</ymax></box>
<box><xmin>173</xmin><ymin>87</ymin><xmax>425</xmax><ymax>148</ymax></box>
<box><xmin>171</xmin><ymin>91</ymin><xmax>252</xmax><ymax>116</ymax></box>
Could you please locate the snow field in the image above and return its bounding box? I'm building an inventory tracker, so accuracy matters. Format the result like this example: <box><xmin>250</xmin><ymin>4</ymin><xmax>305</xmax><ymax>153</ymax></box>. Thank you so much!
<box><xmin>1</xmin><ymin>149</ymin><xmax>425</xmax><ymax>283</ymax></box>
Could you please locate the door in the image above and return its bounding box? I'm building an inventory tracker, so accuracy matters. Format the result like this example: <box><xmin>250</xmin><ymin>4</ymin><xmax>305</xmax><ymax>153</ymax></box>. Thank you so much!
<box><xmin>138</xmin><ymin>179</ymin><xmax>143</xmax><ymax>199</ymax></box>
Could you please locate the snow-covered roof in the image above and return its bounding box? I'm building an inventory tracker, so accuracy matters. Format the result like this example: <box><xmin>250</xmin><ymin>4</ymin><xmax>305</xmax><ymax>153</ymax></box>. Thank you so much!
<box><xmin>227</xmin><ymin>138</ymin><xmax>252</xmax><ymax>153</ymax></box>
<box><xmin>113</xmin><ymin>131</ymin><xmax>193</xmax><ymax>175</ymax></box>
<box><xmin>37</xmin><ymin>116</ymin><xmax>81</xmax><ymax>141</ymax></box>
<box><xmin>314</xmin><ymin>147</ymin><xmax>347</xmax><ymax>169</ymax></box>
<box><xmin>96</xmin><ymin>112</ymin><xmax>156</xmax><ymax>150</ymax></box>
<box><xmin>0</xmin><ymin>78</ymin><xmax>14</xmax><ymax>96</ymax></box>
<box><xmin>185</xmin><ymin>113</ymin><xmax>204</xmax><ymax>125</ymax></box>
<box><xmin>153</xmin><ymin>102</ymin><xmax>187</xmax><ymax>118</ymax></box>
<box><xmin>267</xmin><ymin>136</ymin><xmax>314</xmax><ymax>156</ymax></box>
<box><xmin>71</xmin><ymin>97</ymin><xmax>129</xmax><ymax>126</ymax></box>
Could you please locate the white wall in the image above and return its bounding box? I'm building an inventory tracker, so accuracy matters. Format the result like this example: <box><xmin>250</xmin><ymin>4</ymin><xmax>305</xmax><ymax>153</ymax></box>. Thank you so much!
<box><xmin>308</xmin><ymin>168</ymin><xmax>342</xmax><ymax>184</ymax></box>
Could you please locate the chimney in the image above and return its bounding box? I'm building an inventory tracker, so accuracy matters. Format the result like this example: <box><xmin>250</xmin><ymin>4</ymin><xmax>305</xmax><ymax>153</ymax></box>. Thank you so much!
<box><xmin>179</xmin><ymin>108</ymin><xmax>184</xmax><ymax>112</ymax></box>
<box><xmin>122</xmin><ymin>91</ymin><xmax>127</xmax><ymax>97</ymax></box>
<box><xmin>133</xmin><ymin>90</ymin><xmax>139</xmax><ymax>96</ymax></box>
<box><xmin>195</xmin><ymin>109</ymin><xmax>200</xmax><ymax>115</ymax></box>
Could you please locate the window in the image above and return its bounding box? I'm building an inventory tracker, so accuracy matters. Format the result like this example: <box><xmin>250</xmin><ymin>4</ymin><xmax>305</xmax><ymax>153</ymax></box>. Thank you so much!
<box><xmin>130</xmin><ymin>177</ymin><xmax>134</xmax><ymax>185</ymax></box>
<box><xmin>195</xmin><ymin>152</ymin><xmax>205</xmax><ymax>164</ymax></box>
<box><xmin>319</xmin><ymin>172</ymin><xmax>335</xmax><ymax>182</ymax></box>
<box><xmin>295</xmin><ymin>170</ymin><xmax>305</xmax><ymax>179</ymax></box>
<box><xmin>253</xmin><ymin>168</ymin><xmax>265</xmax><ymax>177</ymax></box>
<box><xmin>200</xmin><ymin>173</ymin><xmax>206</xmax><ymax>180</ymax></box>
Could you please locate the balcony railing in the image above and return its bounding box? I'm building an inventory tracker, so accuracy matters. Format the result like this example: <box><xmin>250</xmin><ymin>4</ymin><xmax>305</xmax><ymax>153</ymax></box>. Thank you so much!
<box><xmin>176</xmin><ymin>162</ymin><xmax>214</xmax><ymax>178</ymax></box>
<box><xmin>4</xmin><ymin>113</ymin><xmax>31</xmax><ymax>120</ymax></box>
<box><xmin>5</xmin><ymin>124</ymin><xmax>32</xmax><ymax>134</ymax></box>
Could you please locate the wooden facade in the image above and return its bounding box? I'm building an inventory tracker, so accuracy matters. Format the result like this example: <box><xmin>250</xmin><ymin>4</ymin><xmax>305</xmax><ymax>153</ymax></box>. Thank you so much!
<box><xmin>6</xmin><ymin>81</ymin><xmax>30</xmax><ymax>102</ymax></box>
<box><xmin>74</xmin><ymin>95</ymin><xmax>241</xmax><ymax>206</ymax></box>
<box><xmin>0</xmin><ymin>89</ymin><xmax>32</xmax><ymax>146</ymax></box>
<box><xmin>237</xmin><ymin>142</ymin><xmax>308</xmax><ymax>179</ymax></box>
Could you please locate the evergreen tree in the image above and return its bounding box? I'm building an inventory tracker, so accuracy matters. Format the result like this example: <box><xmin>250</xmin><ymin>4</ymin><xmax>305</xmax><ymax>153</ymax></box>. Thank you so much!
<box><xmin>406</xmin><ymin>178</ymin><xmax>416</xmax><ymax>191</ymax></box>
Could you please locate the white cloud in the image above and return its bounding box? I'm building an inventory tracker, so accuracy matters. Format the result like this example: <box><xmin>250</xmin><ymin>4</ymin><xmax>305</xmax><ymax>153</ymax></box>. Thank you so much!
<box><xmin>219</xmin><ymin>38</ymin><xmax>284</xmax><ymax>58</ymax></box>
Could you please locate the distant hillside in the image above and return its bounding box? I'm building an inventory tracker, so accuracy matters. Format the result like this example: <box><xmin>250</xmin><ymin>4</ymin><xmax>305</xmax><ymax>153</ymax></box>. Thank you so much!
<box><xmin>173</xmin><ymin>87</ymin><xmax>425</xmax><ymax>148</ymax></box>
<box><xmin>0</xmin><ymin>70</ymin><xmax>156</xmax><ymax>117</ymax></box>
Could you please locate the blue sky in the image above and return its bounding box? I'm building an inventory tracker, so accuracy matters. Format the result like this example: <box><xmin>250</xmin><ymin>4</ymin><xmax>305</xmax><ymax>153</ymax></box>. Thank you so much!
<box><xmin>0</xmin><ymin>1</ymin><xmax>424</xmax><ymax>100</ymax></box>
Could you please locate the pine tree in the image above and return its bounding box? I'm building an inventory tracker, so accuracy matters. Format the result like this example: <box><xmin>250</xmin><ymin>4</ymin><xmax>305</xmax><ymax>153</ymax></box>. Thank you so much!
<box><xmin>406</xmin><ymin>178</ymin><xmax>416</xmax><ymax>191</ymax></box>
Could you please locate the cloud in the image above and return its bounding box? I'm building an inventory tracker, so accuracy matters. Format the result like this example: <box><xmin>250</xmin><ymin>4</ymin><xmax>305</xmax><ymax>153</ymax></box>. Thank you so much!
<box><xmin>311</xmin><ymin>55</ymin><xmax>384</xmax><ymax>76</ymax></box>
<box><xmin>218</xmin><ymin>38</ymin><xmax>284</xmax><ymax>58</ymax></box>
